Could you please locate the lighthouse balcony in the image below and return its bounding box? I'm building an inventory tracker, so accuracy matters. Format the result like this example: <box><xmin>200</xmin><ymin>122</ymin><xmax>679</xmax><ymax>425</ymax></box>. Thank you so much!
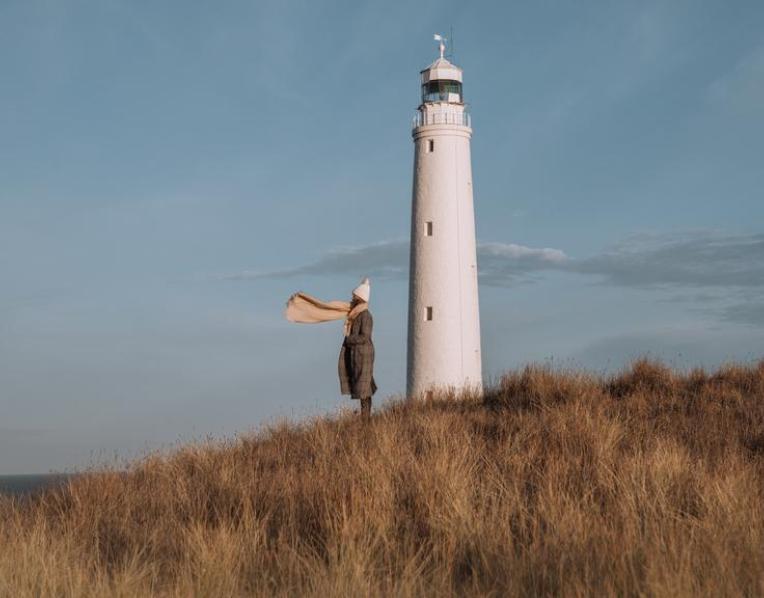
<box><xmin>412</xmin><ymin>110</ymin><xmax>471</xmax><ymax>130</ymax></box>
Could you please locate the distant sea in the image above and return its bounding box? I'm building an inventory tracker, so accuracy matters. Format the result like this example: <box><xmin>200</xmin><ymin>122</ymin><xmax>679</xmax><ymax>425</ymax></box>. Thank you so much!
<box><xmin>0</xmin><ymin>474</ymin><xmax>73</xmax><ymax>497</ymax></box>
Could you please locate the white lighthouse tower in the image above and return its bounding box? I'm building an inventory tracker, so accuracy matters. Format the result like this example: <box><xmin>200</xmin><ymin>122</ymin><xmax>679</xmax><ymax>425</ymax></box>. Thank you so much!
<box><xmin>407</xmin><ymin>35</ymin><xmax>482</xmax><ymax>398</ymax></box>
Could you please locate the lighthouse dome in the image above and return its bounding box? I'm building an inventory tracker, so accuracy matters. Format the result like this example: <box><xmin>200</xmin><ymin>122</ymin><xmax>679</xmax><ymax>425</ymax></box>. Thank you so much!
<box><xmin>420</xmin><ymin>57</ymin><xmax>463</xmax><ymax>104</ymax></box>
<box><xmin>421</xmin><ymin>57</ymin><xmax>463</xmax><ymax>83</ymax></box>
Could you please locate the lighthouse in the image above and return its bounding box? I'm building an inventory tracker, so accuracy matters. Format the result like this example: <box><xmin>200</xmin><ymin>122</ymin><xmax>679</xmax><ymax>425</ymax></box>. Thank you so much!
<box><xmin>406</xmin><ymin>36</ymin><xmax>482</xmax><ymax>398</ymax></box>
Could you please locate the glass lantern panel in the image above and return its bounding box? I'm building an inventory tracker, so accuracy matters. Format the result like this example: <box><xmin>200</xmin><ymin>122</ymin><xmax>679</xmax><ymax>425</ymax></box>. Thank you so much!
<box><xmin>421</xmin><ymin>80</ymin><xmax>462</xmax><ymax>103</ymax></box>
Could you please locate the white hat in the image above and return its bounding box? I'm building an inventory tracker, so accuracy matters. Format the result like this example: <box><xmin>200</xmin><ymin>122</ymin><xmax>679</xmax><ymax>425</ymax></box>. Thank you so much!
<box><xmin>352</xmin><ymin>277</ymin><xmax>371</xmax><ymax>303</ymax></box>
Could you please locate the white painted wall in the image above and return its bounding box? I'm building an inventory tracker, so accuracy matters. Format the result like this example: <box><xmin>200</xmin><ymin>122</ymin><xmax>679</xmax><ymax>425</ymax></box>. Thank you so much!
<box><xmin>407</xmin><ymin>86</ymin><xmax>483</xmax><ymax>398</ymax></box>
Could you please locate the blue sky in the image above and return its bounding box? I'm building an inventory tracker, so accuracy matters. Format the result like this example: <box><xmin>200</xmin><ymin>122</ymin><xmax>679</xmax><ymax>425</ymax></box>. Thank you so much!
<box><xmin>1</xmin><ymin>0</ymin><xmax>763</xmax><ymax>473</ymax></box>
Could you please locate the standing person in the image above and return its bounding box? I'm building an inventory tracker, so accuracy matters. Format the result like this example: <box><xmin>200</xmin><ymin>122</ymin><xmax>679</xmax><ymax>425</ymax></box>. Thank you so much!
<box><xmin>284</xmin><ymin>277</ymin><xmax>377</xmax><ymax>419</ymax></box>
<box><xmin>338</xmin><ymin>278</ymin><xmax>377</xmax><ymax>418</ymax></box>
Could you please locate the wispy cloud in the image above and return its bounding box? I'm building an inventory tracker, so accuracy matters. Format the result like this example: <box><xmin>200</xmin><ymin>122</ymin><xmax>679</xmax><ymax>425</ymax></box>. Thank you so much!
<box><xmin>222</xmin><ymin>240</ymin><xmax>570</xmax><ymax>285</ymax></box>
<box><xmin>228</xmin><ymin>231</ymin><xmax>763</xmax><ymax>289</ymax></box>
<box><xmin>571</xmin><ymin>232</ymin><xmax>764</xmax><ymax>289</ymax></box>
<box><xmin>476</xmin><ymin>243</ymin><xmax>570</xmax><ymax>285</ymax></box>
<box><xmin>222</xmin><ymin>239</ymin><xmax>410</xmax><ymax>281</ymax></box>
<box><xmin>225</xmin><ymin>231</ymin><xmax>764</xmax><ymax>325</ymax></box>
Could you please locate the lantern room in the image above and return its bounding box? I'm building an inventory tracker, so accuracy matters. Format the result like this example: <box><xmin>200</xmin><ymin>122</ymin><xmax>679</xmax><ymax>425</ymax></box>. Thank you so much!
<box><xmin>420</xmin><ymin>56</ymin><xmax>464</xmax><ymax>105</ymax></box>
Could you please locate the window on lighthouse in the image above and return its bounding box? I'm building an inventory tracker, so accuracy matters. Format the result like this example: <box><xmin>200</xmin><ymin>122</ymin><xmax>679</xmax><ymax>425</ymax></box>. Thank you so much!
<box><xmin>427</xmin><ymin>139</ymin><xmax>434</xmax><ymax>153</ymax></box>
<box><xmin>425</xmin><ymin>221</ymin><xmax>433</xmax><ymax>236</ymax></box>
<box><xmin>425</xmin><ymin>306</ymin><xmax>433</xmax><ymax>321</ymax></box>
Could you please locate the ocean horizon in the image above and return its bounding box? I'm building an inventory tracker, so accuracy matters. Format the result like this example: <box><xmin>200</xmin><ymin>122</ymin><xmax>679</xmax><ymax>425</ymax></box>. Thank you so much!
<box><xmin>0</xmin><ymin>474</ymin><xmax>73</xmax><ymax>497</ymax></box>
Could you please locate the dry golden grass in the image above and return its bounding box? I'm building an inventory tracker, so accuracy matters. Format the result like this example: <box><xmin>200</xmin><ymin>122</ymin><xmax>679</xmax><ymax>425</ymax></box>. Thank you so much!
<box><xmin>2</xmin><ymin>359</ymin><xmax>764</xmax><ymax>597</ymax></box>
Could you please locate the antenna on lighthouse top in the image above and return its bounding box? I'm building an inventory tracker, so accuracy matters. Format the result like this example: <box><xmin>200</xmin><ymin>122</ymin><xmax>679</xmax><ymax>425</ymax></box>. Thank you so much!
<box><xmin>433</xmin><ymin>33</ymin><xmax>446</xmax><ymax>59</ymax></box>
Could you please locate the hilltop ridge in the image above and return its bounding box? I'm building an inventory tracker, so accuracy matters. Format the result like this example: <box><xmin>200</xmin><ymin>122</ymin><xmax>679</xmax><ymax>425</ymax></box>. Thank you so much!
<box><xmin>2</xmin><ymin>359</ymin><xmax>763</xmax><ymax>597</ymax></box>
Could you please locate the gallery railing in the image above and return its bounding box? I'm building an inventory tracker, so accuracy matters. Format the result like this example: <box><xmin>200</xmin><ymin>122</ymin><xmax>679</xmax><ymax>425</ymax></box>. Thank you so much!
<box><xmin>412</xmin><ymin>110</ymin><xmax>471</xmax><ymax>129</ymax></box>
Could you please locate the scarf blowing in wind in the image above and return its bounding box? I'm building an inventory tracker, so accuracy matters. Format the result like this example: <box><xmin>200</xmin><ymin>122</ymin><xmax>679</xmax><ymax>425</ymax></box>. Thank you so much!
<box><xmin>284</xmin><ymin>291</ymin><xmax>368</xmax><ymax>336</ymax></box>
<box><xmin>284</xmin><ymin>277</ymin><xmax>371</xmax><ymax>335</ymax></box>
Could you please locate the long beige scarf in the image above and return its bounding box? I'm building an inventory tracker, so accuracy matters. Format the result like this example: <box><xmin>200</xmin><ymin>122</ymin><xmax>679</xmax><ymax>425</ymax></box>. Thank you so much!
<box><xmin>284</xmin><ymin>292</ymin><xmax>367</xmax><ymax>336</ymax></box>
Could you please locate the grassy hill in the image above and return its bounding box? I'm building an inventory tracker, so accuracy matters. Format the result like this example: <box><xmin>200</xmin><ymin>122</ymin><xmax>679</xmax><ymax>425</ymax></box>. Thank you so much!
<box><xmin>2</xmin><ymin>359</ymin><xmax>763</xmax><ymax>597</ymax></box>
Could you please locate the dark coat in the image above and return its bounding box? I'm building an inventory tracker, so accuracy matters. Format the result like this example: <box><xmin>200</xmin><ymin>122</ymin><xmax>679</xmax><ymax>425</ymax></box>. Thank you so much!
<box><xmin>338</xmin><ymin>309</ymin><xmax>377</xmax><ymax>399</ymax></box>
